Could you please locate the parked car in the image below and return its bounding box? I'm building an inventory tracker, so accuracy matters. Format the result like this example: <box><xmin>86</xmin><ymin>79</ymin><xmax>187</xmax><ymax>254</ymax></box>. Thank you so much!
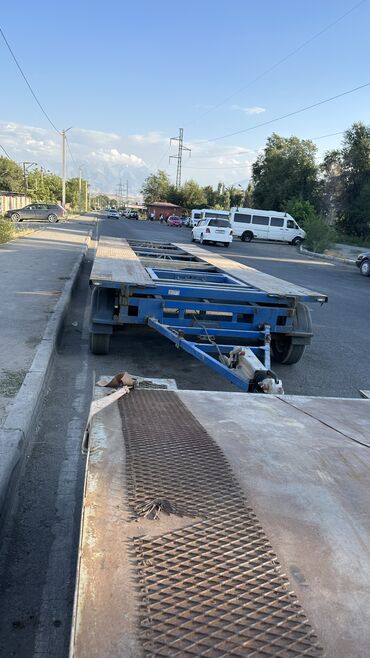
<box><xmin>192</xmin><ymin>218</ymin><xmax>233</xmax><ymax>247</ymax></box>
<box><xmin>182</xmin><ymin>217</ymin><xmax>191</xmax><ymax>226</ymax></box>
<box><xmin>356</xmin><ymin>252</ymin><xmax>370</xmax><ymax>276</ymax></box>
<box><xmin>5</xmin><ymin>203</ymin><xmax>66</xmax><ymax>223</ymax></box>
<box><xmin>167</xmin><ymin>215</ymin><xmax>182</xmax><ymax>226</ymax></box>
<box><xmin>126</xmin><ymin>211</ymin><xmax>139</xmax><ymax>220</ymax></box>
<box><xmin>107</xmin><ymin>209</ymin><xmax>121</xmax><ymax>218</ymax></box>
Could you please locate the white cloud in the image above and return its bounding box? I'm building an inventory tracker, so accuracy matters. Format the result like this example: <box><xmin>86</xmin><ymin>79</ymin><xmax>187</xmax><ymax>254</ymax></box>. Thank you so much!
<box><xmin>129</xmin><ymin>131</ymin><xmax>166</xmax><ymax>145</ymax></box>
<box><xmin>232</xmin><ymin>105</ymin><xmax>266</xmax><ymax>115</ymax></box>
<box><xmin>0</xmin><ymin>120</ymin><xmax>257</xmax><ymax>191</ymax></box>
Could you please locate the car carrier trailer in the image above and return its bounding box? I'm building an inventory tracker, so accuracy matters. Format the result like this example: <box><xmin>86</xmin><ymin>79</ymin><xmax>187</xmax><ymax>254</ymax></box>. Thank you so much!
<box><xmin>70</xmin><ymin>384</ymin><xmax>370</xmax><ymax>658</ymax></box>
<box><xmin>89</xmin><ymin>238</ymin><xmax>327</xmax><ymax>392</ymax></box>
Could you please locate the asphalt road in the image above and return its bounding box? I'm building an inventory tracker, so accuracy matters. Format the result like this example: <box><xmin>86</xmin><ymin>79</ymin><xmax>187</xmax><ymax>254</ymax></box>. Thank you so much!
<box><xmin>0</xmin><ymin>212</ymin><xmax>369</xmax><ymax>658</ymax></box>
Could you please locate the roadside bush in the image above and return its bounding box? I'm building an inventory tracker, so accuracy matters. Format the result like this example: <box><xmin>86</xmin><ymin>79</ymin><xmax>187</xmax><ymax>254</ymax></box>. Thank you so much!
<box><xmin>0</xmin><ymin>218</ymin><xmax>14</xmax><ymax>244</ymax></box>
<box><xmin>304</xmin><ymin>215</ymin><xmax>337</xmax><ymax>253</ymax></box>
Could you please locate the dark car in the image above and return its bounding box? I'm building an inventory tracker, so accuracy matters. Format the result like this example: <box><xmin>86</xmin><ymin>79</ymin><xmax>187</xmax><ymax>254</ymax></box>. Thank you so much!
<box><xmin>5</xmin><ymin>203</ymin><xmax>66</xmax><ymax>223</ymax></box>
<box><xmin>356</xmin><ymin>252</ymin><xmax>370</xmax><ymax>276</ymax></box>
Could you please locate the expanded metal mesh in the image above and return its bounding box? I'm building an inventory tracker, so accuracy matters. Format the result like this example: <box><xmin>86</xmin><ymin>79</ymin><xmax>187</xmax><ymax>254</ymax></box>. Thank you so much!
<box><xmin>119</xmin><ymin>390</ymin><xmax>323</xmax><ymax>657</ymax></box>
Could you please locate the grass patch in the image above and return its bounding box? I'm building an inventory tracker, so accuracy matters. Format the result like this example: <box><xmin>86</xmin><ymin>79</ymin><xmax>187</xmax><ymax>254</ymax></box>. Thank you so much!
<box><xmin>0</xmin><ymin>218</ymin><xmax>15</xmax><ymax>244</ymax></box>
<box><xmin>0</xmin><ymin>369</ymin><xmax>28</xmax><ymax>397</ymax></box>
<box><xmin>335</xmin><ymin>233</ymin><xmax>370</xmax><ymax>249</ymax></box>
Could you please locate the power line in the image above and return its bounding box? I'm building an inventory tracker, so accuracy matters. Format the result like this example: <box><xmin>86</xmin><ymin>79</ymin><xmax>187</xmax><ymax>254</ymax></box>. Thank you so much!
<box><xmin>183</xmin><ymin>164</ymin><xmax>250</xmax><ymax>170</ymax></box>
<box><xmin>0</xmin><ymin>25</ymin><xmax>60</xmax><ymax>134</ymax></box>
<box><xmin>310</xmin><ymin>130</ymin><xmax>345</xmax><ymax>140</ymax></box>
<box><xmin>192</xmin><ymin>82</ymin><xmax>370</xmax><ymax>144</ymax></box>
<box><xmin>184</xmin><ymin>0</ymin><xmax>367</xmax><ymax>128</ymax></box>
<box><xmin>65</xmin><ymin>136</ymin><xmax>78</xmax><ymax>171</ymax></box>
<box><xmin>187</xmin><ymin>131</ymin><xmax>346</xmax><ymax>168</ymax></box>
<box><xmin>0</xmin><ymin>143</ymin><xmax>11</xmax><ymax>159</ymax></box>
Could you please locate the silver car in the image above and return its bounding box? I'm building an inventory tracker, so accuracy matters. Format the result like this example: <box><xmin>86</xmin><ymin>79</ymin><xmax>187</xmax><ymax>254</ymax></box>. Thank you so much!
<box><xmin>5</xmin><ymin>203</ymin><xmax>67</xmax><ymax>223</ymax></box>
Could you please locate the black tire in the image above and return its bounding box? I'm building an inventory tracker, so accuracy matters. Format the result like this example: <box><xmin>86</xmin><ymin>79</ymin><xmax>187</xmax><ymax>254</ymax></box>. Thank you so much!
<box><xmin>292</xmin><ymin>236</ymin><xmax>303</xmax><ymax>246</ymax></box>
<box><xmin>47</xmin><ymin>213</ymin><xmax>58</xmax><ymax>223</ymax></box>
<box><xmin>89</xmin><ymin>333</ymin><xmax>110</xmax><ymax>355</ymax></box>
<box><xmin>272</xmin><ymin>302</ymin><xmax>312</xmax><ymax>365</ymax></box>
<box><xmin>10</xmin><ymin>212</ymin><xmax>20</xmax><ymax>223</ymax></box>
<box><xmin>360</xmin><ymin>259</ymin><xmax>370</xmax><ymax>277</ymax></box>
<box><xmin>224</xmin><ymin>242</ymin><xmax>230</xmax><ymax>247</ymax></box>
<box><xmin>271</xmin><ymin>339</ymin><xmax>306</xmax><ymax>365</ymax></box>
<box><xmin>241</xmin><ymin>231</ymin><xmax>253</xmax><ymax>242</ymax></box>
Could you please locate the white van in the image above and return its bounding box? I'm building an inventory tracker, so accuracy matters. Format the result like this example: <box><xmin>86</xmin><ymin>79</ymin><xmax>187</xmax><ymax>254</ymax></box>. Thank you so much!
<box><xmin>229</xmin><ymin>207</ymin><xmax>305</xmax><ymax>245</ymax></box>
<box><xmin>190</xmin><ymin>209</ymin><xmax>202</xmax><ymax>227</ymax></box>
<box><xmin>199</xmin><ymin>209</ymin><xmax>230</xmax><ymax>221</ymax></box>
<box><xmin>190</xmin><ymin>208</ymin><xmax>229</xmax><ymax>227</ymax></box>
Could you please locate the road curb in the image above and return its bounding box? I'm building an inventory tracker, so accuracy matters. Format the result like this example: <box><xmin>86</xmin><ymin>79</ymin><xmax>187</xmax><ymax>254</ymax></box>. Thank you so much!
<box><xmin>300</xmin><ymin>245</ymin><xmax>356</xmax><ymax>265</ymax></box>
<box><xmin>0</xmin><ymin>234</ymin><xmax>91</xmax><ymax>526</ymax></box>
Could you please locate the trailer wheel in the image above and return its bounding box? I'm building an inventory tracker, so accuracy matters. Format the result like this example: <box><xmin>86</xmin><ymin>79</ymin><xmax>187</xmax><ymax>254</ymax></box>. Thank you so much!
<box><xmin>272</xmin><ymin>302</ymin><xmax>312</xmax><ymax>365</ymax></box>
<box><xmin>89</xmin><ymin>332</ymin><xmax>110</xmax><ymax>355</ymax></box>
<box><xmin>241</xmin><ymin>231</ymin><xmax>253</xmax><ymax>242</ymax></box>
<box><xmin>223</xmin><ymin>242</ymin><xmax>229</xmax><ymax>247</ymax></box>
<box><xmin>272</xmin><ymin>339</ymin><xmax>305</xmax><ymax>364</ymax></box>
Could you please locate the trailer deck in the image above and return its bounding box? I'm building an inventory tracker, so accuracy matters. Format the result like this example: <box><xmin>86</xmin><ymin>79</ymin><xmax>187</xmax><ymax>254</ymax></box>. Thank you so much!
<box><xmin>89</xmin><ymin>238</ymin><xmax>327</xmax><ymax>391</ymax></box>
<box><xmin>70</xmin><ymin>386</ymin><xmax>370</xmax><ymax>658</ymax></box>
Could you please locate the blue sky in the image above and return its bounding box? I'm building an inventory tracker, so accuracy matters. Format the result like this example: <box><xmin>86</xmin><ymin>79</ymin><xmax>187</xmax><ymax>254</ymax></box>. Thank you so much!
<box><xmin>1</xmin><ymin>0</ymin><xmax>370</xmax><ymax>193</ymax></box>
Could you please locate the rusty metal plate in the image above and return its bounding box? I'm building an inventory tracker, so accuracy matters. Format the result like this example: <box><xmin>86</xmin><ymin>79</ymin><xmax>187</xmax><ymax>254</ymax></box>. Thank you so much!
<box><xmin>119</xmin><ymin>391</ymin><xmax>322</xmax><ymax>657</ymax></box>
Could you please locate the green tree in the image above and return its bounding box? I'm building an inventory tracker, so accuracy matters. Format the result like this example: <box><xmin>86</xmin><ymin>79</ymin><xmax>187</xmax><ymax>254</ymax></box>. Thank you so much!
<box><xmin>141</xmin><ymin>170</ymin><xmax>171</xmax><ymax>204</ymax></box>
<box><xmin>94</xmin><ymin>194</ymin><xmax>110</xmax><ymax>209</ymax></box>
<box><xmin>252</xmin><ymin>133</ymin><xmax>319</xmax><ymax>210</ymax></box>
<box><xmin>180</xmin><ymin>179</ymin><xmax>207</xmax><ymax>209</ymax></box>
<box><xmin>337</xmin><ymin>122</ymin><xmax>370</xmax><ymax>237</ymax></box>
<box><xmin>319</xmin><ymin>149</ymin><xmax>343</xmax><ymax>223</ymax></box>
<box><xmin>0</xmin><ymin>157</ymin><xmax>23</xmax><ymax>192</ymax></box>
<box><xmin>285</xmin><ymin>198</ymin><xmax>318</xmax><ymax>225</ymax></box>
<box><xmin>27</xmin><ymin>169</ymin><xmax>62</xmax><ymax>203</ymax></box>
<box><xmin>229</xmin><ymin>186</ymin><xmax>244</xmax><ymax>208</ymax></box>
<box><xmin>66</xmin><ymin>178</ymin><xmax>82</xmax><ymax>207</ymax></box>
<box><xmin>203</xmin><ymin>185</ymin><xmax>216</xmax><ymax>207</ymax></box>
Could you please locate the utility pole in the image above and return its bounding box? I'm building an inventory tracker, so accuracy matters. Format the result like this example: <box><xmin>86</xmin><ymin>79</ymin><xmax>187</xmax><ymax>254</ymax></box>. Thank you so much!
<box><xmin>169</xmin><ymin>128</ymin><xmax>191</xmax><ymax>189</ymax></box>
<box><xmin>117</xmin><ymin>180</ymin><xmax>124</xmax><ymax>207</ymax></box>
<box><xmin>61</xmin><ymin>127</ymin><xmax>72</xmax><ymax>207</ymax></box>
<box><xmin>85</xmin><ymin>179</ymin><xmax>88</xmax><ymax>212</ymax></box>
<box><xmin>126</xmin><ymin>179</ymin><xmax>129</xmax><ymax>207</ymax></box>
<box><xmin>21</xmin><ymin>161</ymin><xmax>37</xmax><ymax>195</ymax></box>
<box><xmin>79</xmin><ymin>166</ymin><xmax>82</xmax><ymax>213</ymax></box>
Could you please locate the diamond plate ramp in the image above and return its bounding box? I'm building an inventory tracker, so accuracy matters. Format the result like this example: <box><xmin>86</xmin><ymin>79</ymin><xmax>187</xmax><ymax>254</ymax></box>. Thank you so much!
<box><xmin>119</xmin><ymin>391</ymin><xmax>323</xmax><ymax>657</ymax></box>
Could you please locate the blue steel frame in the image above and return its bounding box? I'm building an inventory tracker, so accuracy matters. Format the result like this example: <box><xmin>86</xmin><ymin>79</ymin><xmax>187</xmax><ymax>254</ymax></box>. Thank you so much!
<box><xmin>90</xmin><ymin>240</ymin><xmax>323</xmax><ymax>390</ymax></box>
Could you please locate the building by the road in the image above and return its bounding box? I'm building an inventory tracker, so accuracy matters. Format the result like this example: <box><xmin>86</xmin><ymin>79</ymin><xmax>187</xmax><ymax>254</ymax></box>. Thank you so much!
<box><xmin>147</xmin><ymin>201</ymin><xmax>185</xmax><ymax>219</ymax></box>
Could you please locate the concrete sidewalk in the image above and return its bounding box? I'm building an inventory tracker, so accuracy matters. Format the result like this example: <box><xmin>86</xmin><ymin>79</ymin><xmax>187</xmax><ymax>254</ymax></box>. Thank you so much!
<box><xmin>0</xmin><ymin>221</ymin><xmax>92</xmax><ymax>521</ymax></box>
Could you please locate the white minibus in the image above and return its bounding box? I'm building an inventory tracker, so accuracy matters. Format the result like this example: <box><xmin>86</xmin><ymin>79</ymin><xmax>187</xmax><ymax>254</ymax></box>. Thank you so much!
<box><xmin>190</xmin><ymin>208</ymin><xmax>230</xmax><ymax>227</ymax></box>
<box><xmin>190</xmin><ymin>209</ymin><xmax>202</xmax><ymax>227</ymax></box>
<box><xmin>229</xmin><ymin>207</ymin><xmax>305</xmax><ymax>245</ymax></box>
<box><xmin>199</xmin><ymin>209</ymin><xmax>230</xmax><ymax>221</ymax></box>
